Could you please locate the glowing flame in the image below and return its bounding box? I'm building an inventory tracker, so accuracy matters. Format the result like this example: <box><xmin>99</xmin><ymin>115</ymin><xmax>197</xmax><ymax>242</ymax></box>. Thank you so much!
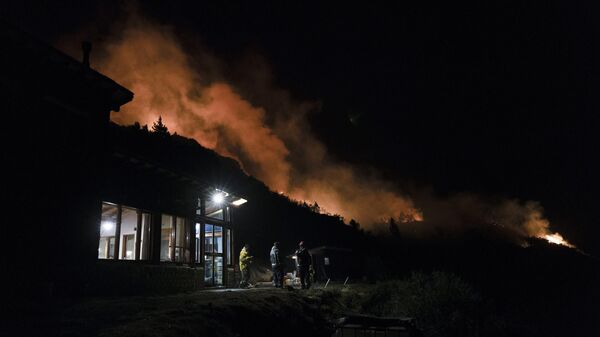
<box><xmin>412</xmin><ymin>213</ymin><xmax>424</xmax><ymax>222</ymax></box>
<box><xmin>542</xmin><ymin>232</ymin><xmax>575</xmax><ymax>248</ymax></box>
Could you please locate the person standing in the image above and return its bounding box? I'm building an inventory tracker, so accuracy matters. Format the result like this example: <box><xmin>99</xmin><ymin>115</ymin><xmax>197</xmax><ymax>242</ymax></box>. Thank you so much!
<box><xmin>295</xmin><ymin>241</ymin><xmax>312</xmax><ymax>289</ymax></box>
<box><xmin>270</xmin><ymin>242</ymin><xmax>284</xmax><ymax>288</ymax></box>
<box><xmin>239</xmin><ymin>244</ymin><xmax>253</xmax><ymax>288</ymax></box>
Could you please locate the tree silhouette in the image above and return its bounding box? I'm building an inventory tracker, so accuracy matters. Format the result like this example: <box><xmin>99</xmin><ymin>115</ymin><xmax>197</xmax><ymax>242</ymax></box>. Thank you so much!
<box><xmin>152</xmin><ymin>116</ymin><xmax>170</xmax><ymax>136</ymax></box>
<box><xmin>349</xmin><ymin>219</ymin><xmax>361</xmax><ymax>231</ymax></box>
<box><xmin>389</xmin><ymin>217</ymin><xmax>400</xmax><ymax>237</ymax></box>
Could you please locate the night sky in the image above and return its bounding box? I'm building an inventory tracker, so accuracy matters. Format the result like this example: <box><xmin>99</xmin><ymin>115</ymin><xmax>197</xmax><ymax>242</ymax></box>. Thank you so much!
<box><xmin>3</xmin><ymin>1</ymin><xmax>600</xmax><ymax>254</ymax></box>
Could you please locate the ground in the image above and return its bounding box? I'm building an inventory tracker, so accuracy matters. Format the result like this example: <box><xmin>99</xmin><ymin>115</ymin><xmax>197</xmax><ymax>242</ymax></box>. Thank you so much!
<box><xmin>12</xmin><ymin>284</ymin><xmax>339</xmax><ymax>337</ymax></box>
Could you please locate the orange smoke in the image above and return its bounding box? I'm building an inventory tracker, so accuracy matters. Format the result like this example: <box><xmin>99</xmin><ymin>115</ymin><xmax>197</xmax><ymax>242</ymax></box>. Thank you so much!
<box><xmin>409</xmin><ymin>193</ymin><xmax>575</xmax><ymax>247</ymax></box>
<box><xmin>65</xmin><ymin>11</ymin><xmax>573</xmax><ymax>246</ymax></box>
<box><xmin>90</xmin><ymin>12</ymin><xmax>420</xmax><ymax>226</ymax></box>
<box><xmin>95</xmin><ymin>22</ymin><xmax>290</xmax><ymax>192</ymax></box>
<box><xmin>520</xmin><ymin>203</ymin><xmax>575</xmax><ymax>247</ymax></box>
<box><xmin>288</xmin><ymin>164</ymin><xmax>423</xmax><ymax>224</ymax></box>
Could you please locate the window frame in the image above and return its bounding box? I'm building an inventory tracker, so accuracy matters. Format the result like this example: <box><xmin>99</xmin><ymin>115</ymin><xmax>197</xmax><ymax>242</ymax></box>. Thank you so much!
<box><xmin>98</xmin><ymin>201</ymin><xmax>152</xmax><ymax>262</ymax></box>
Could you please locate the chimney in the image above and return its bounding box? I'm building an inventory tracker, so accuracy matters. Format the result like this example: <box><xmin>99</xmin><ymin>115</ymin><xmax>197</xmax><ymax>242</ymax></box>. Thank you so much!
<box><xmin>81</xmin><ymin>41</ymin><xmax>92</xmax><ymax>67</ymax></box>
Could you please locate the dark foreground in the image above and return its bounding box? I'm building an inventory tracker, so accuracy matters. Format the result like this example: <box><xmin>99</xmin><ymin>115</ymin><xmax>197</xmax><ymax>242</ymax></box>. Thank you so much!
<box><xmin>7</xmin><ymin>271</ymin><xmax>600</xmax><ymax>337</ymax></box>
<box><xmin>10</xmin><ymin>286</ymin><xmax>336</xmax><ymax>337</ymax></box>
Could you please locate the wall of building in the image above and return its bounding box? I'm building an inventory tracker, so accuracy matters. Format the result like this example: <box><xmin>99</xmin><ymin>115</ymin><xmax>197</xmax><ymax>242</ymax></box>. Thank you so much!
<box><xmin>87</xmin><ymin>261</ymin><xmax>205</xmax><ymax>295</ymax></box>
<box><xmin>226</xmin><ymin>267</ymin><xmax>238</xmax><ymax>288</ymax></box>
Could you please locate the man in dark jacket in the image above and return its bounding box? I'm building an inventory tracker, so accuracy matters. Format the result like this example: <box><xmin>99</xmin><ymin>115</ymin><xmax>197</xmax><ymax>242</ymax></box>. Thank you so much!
<box><xmin>270</xmin><ymin>242</ymin><xmax>283</xmax><ymax>288</ymax></box>
<box><xmin>294</xmin><ymin>241</ymin><xmax>312</xmax><ymax>289</ymax></box>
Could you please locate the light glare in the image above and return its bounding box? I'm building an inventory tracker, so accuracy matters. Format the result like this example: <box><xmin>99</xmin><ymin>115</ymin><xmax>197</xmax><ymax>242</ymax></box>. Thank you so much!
<box><xmin>101</xmin><ymin>221</ymin><xmax>114</xmax><ymax>231</ymax></box>
<box><xmin>212</xmin><ymin>193</ymin><xmax>224</xmax><ymax>204</ymax></box>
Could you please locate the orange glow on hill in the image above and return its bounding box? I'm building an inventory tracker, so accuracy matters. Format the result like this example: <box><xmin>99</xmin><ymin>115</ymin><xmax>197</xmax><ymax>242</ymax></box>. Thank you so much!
<box><xmin>542</xmin><ymin>232</ymin><xmax>575</xmax><ymax>248</ymax></box>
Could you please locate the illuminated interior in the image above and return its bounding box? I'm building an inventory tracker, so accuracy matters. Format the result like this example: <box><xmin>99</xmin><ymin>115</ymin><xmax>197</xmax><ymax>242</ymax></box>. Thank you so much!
<box><xmin>97</xmin><ymin>187</ymin><xmax>244</xmax><ymax>286</ymax></box>
<box><xmin>98</xmin><ymin>202</ymin><xmax>151</xmax><ymax>261</ymax></box>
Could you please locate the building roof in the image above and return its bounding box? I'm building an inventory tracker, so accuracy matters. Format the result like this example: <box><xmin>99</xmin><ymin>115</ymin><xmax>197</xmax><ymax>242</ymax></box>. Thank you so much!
<box><xmin>1</xmin><ymin>22</ymin><xmax>133</xmax><ymax>112</ymax></box>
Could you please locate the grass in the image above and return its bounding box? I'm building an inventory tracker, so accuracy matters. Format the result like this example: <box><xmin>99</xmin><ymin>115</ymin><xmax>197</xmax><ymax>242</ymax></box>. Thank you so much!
<box><xmin>15</xmin><ymin>272</ymin><xmax>505</xmax><ymax>337</ymax></box>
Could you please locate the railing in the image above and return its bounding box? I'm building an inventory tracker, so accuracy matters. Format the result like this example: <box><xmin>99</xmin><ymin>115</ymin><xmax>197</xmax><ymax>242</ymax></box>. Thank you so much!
<box><xmin>333</xmin><ymin>314</ymin><xmax>421</xmax><ymax>337</ymax></box>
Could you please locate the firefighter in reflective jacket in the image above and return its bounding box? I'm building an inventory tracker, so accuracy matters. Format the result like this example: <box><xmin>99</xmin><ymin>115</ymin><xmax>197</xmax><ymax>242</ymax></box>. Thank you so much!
<box><xmin>239</xmin><ymin>244</ymin><xmax>253</xmax><ymax>288</ymax></box>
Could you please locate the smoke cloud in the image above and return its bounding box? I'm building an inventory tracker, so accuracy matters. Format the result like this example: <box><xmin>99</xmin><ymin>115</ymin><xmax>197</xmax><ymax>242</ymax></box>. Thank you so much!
<box><xmin>407</xmin><ymin>191</ymin><xmax>568</xmax><ymax>244</ymax></box>
<box><xmin>91</xmin><ymin>12</ymin><xmax>421</xmax><ymax>226</ymax></box>
<box><xmin>69</xmin><ymin>10</ymin><xmax>571</xmax><ymax>247</ymax></box>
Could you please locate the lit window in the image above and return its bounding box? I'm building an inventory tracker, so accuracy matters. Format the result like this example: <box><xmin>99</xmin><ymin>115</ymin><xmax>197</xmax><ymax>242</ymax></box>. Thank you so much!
<box><xmin>204</xmin><ymin>224</ymin><xmax>225</xmax><ymax>286</ymax></box>
<box><xmin>98</xmin><ymin>203</ymin><xmax>117</xmax><ymax>259</ymax></box>
<box><xmin>98</xmin><ymin>202</ymin><xmax>151</xmax><ymax>261</ymax></box>
<box><xmin>119</xmin><ymin>207</ymin><xmax>137</xmax><ymax>260</ymax></box>
<box><xmin>139</xmin><ymin>212</ymin><xmax>151</xmax><ymax>260</ymax></box>
<box><xmin>160</xmin><ymin>214</ymin><xmax>173</xmax><ymax>261</ymax></box>
<box><xmin>206</xmin><ymin>208</ymin><xmax>224</xmax><ymax>220</ymax></box>
<box><xmin>227</xmin><ymin>229</ymin><xmax>232</xmax><ymax>266</ymax></box>
<box><xmin>174</xmin><ymin>217</ymin><xmax>187</xmax><ymax>262</ymax></box>
<box><xmin>195</xmin><ymin>223</ymin><xmax>202</xmax><ymax>264</ymax></box>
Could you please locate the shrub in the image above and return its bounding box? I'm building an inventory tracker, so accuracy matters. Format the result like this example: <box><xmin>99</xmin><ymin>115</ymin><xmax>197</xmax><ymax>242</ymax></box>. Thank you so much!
<box><xmin>361</xmin><ymin>272</ymin><xmax>483</xmax><ymax>337</ymax></box>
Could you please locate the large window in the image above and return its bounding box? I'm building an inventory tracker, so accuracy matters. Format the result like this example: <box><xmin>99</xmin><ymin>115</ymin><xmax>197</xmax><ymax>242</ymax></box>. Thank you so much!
<box><xmin>198</xmin><ymin>197</ymin><xmax>225</xmax><ymax>220</ymax></box>
<box><xmin>227</xmin><ymin>228</ymin><xmax>232</xmax><ymax>266</ymax></box>
<box><xmin>195</xmin><ymin>223</ymin><xmax>202</xmax><ymax>264</ymax></box>
<box><xmin>204</xmin><ymin>224</ymin><xmax>213</xmax><ymax>253</ymax></box>
<box><xmin>161</xmin><ymin>214</ymin><xmax>188</xmax><ymax>262</ymax></box>
<box><xmin>204</xmin><ymin>224</ymin><xmax>224</xmax><ymax>285</ymax></box>
<box><xmin>139</xmin><ymin>212</ymin><xmax>151</xmax><ymax>260</ymax></box>
<box><xmin>98</xmin><ymin>202</ymin><xmax>150</xmax><ymax>261</ymax></box>
<box><xmin>119</xmin><ymin>207</ymin><xmax>137</xmax><ymax>260</ymax></box>
<box><xmin>160</xmin><ymin>214</ymin><xmax>173</xmax><ymax>261</ymax></box>
<box><xmin>206</xmin><ymin>208</ymin><xmax>224</xmax><ymax>220</ymax></box>
<box><xmin>98</xmin><ymin>203</ymin><xmax>117</xmax><ymax>259</ymax></box>
<box><xmin>214</xmin><ymin>225</ymin><xmax>223</xmax><ymax>254</ymax></box>
<box><xmin>97</xmin><ymin>202</ymin><xmax>193</xmax><ymax>263</ymax></box>
<box><xmin>175</xmin><ymin>217</ymin><xmax>187</xmax><ymax>262</ymax></box>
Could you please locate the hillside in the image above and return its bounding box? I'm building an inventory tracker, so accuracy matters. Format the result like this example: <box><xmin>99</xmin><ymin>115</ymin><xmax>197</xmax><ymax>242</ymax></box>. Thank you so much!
<box><xmin>108</xmin><ymin>122</ymin><xmax>361</xmax><ymax>265</ymax></box>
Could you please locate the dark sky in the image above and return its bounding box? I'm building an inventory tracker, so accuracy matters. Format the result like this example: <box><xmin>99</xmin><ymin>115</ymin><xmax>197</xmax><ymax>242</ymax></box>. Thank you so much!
<box><xmin>3</xmin><ymin>1</ymin><xmax>600</xmax><ymax>254</ymax></box>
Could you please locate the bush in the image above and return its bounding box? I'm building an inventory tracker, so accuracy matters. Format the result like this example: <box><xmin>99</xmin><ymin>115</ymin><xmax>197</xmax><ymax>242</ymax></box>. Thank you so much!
<box><xmin>360</xmin><ymin>272</ymin><xmax>485</xmax><ymax>337</ymax></box>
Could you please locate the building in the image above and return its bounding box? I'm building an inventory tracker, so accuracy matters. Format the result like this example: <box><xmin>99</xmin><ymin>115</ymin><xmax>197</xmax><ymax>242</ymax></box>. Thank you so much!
<box><xmin>3</xmin><ymin>22</ymin><xmax>362</xmax><ymax>299</ymax></box>
<box><xmin>96</xmin><ymin>123</ymin><xmax>251</xmax><ymax>293</ymax></box>
<box><xmin>3</xmin><ymin>22</ymin><xmax>249</xmax><ymax>297</ymax></box>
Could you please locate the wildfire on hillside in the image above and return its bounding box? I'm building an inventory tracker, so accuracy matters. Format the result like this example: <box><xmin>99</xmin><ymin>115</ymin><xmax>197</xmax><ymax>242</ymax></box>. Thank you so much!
<box><xmin>79</xmin><ymin>12</ymin><xmax>576</xmax><ymax>249</ymax></box>
<box><xmin>542</xmin><ymin>232</ymin><xmax>575</xmax><ymax>248</ymax></box>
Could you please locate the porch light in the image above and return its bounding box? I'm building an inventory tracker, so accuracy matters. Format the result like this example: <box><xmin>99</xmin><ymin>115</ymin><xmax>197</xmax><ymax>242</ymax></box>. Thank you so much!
<box><xmin>232</xmin><ymin>198</ymin><xmax>247</xmax><ymax>206</ymax></box>
<box><xmin>212</xmin><ymin>192</ymin><xmax>225</xmax><ymax>204</ymax></box>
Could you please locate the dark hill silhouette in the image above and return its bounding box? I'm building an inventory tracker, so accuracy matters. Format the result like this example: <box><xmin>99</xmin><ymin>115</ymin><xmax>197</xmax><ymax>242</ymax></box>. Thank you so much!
<box><xmin>367</xmin><ymin>228</ymin><xmax>600</xmax><ymax>336</ymax></box>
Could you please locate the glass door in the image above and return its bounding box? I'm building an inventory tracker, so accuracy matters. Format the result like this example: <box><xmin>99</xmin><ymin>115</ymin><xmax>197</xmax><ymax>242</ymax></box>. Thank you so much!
<box><xmin>203</xmin><ymin>224</ymin><xmax>224</xmax><ymax>285</ymax></box>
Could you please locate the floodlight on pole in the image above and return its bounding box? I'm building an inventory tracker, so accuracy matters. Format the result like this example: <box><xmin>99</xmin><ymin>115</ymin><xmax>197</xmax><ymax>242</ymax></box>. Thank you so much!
<box><xmin>212</xmin><ymin>192</ymin><xmax>225</xmax><ymax>205</ymax></box>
